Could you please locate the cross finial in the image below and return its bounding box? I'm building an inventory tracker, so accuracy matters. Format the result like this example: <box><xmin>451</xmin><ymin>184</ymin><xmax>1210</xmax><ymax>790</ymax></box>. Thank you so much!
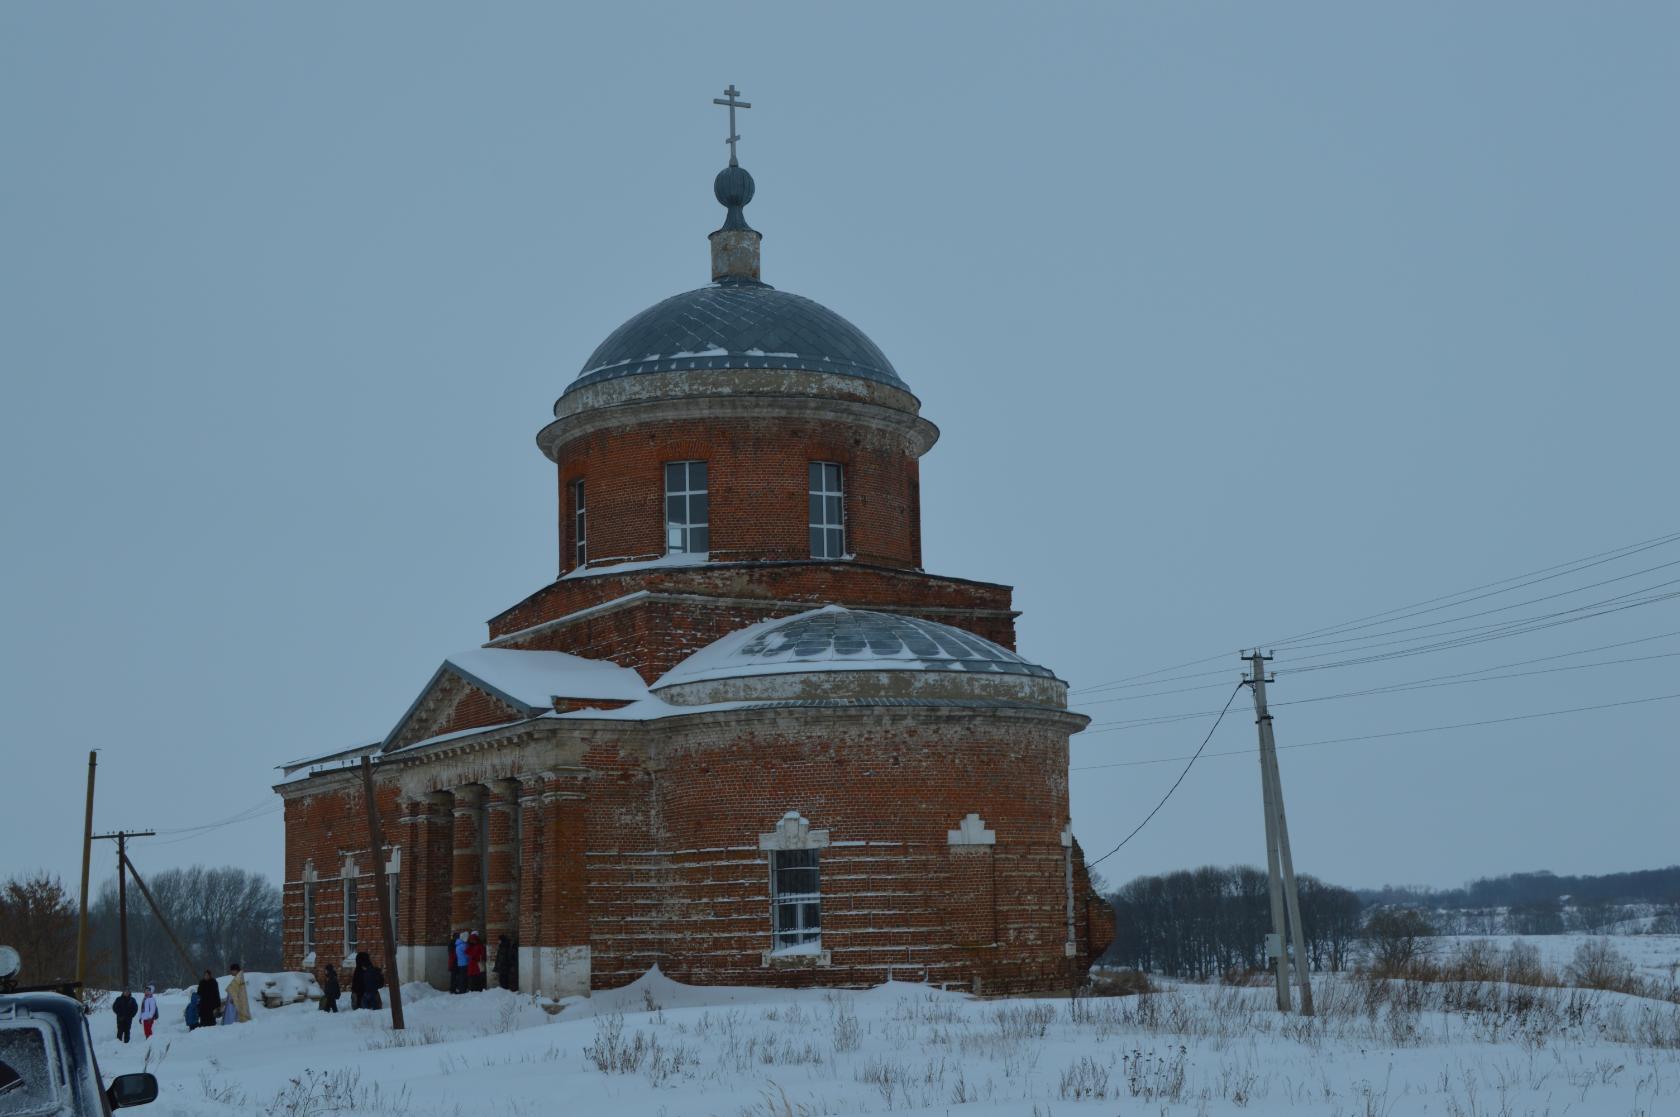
<box><xmin>712</xmin><ymin>84</ymin><xmax>752</xmax><ymax>167</ymax></box>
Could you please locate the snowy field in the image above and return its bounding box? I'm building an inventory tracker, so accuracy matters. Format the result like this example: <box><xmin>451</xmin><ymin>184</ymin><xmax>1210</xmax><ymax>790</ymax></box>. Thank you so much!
<box><xmin>1431</xmin><ymin>933</ymin><xmax>1680</xmax><ymax>985</ymax></box>
<box><xmin>87</xmin><ymin>944</ymin><xmax>1680</xmax><ymax>1116</ymax></box>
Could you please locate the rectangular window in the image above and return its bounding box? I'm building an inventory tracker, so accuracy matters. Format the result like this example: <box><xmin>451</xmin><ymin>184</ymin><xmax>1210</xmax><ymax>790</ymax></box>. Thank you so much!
<box><xmin>770</xmin><ymin>848</ymin><xmax>822</xmax><ymax>952</ymax></box>
<box><xmin>302</xmin><ymin>883</ymin><xmax>316</xmax><ymax>953</ymax></box>
<box><xmin>343</xmin><ymin>878</ymin><xmax>358</xmax><ymax>952</ymax></box>
<box><xmin>808</xmin><ymin>462</ymin><xmax>846</xmax><ymax>558</ymax></box>
<box><xmin>387</xmin><ymin>867</ymin><xmax>399</xmax><ymax>942</ymax></box>
<box><xmin>664</xmin><ymin>461</ymin><xmax>709</xmax><ymax>555</ymax></box>
<box><xmin>572</xmin><ymin>478</ymin><xmax>587</xmax><ymax>567</ymax></box>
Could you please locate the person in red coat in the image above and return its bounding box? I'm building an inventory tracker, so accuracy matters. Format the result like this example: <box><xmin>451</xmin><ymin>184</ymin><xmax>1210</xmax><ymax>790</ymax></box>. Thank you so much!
<box><xmin>466</xmin><ymin>932</ymin><xmax>486</xmax><ymax>992</ymax></box>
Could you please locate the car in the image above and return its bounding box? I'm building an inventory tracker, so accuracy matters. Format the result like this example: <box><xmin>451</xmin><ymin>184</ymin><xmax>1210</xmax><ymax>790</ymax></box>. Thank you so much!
<box><xmin>0</xmin><ymin>946</ymin><xmax>157</xmax><ymax>1114</ymax></box>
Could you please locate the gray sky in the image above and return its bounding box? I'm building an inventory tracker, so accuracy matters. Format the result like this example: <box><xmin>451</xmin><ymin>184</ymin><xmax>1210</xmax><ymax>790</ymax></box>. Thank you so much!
<box><xmin>3</xmin><ymin>3</ymin><xmax>1675</xmax><ymax>898</ymax></box>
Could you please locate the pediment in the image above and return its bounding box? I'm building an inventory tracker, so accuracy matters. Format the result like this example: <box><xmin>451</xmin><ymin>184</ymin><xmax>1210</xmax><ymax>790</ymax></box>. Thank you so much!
<box><xmin>382</xmin><ymin>664</ymin><xmax>532</xmax><ymax>753</ymax></box>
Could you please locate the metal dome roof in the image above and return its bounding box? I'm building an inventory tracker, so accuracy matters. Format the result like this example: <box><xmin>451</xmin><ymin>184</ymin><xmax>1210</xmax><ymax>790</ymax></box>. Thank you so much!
<box><xmin>568</xmin><ymin>281</ymin><xmax>907</xmax><ymax>393</ymax></box>
<box><xmin>655</xmin><ymin>606</ymin><xmax>1056</xmax><ymax>687</ymax></box>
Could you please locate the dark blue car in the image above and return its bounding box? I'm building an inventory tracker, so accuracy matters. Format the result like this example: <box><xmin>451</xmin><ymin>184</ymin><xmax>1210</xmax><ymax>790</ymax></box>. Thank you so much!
<box><xmin>0</xmin><ymin>991</ymin><xmax>157</xmax><ymax>1114</ymax></box>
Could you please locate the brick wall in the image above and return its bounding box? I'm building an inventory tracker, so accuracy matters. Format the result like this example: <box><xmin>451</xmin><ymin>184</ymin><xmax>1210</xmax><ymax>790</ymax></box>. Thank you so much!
<box><xmin>552</xmin><ymin>415</ymin><xmax>922</xmax><ymax>574</ymax></box>
<box><xmin>279</xmin><ymin>780</ymin><xmax>401</xmax><ymax>973</ymax></box>
<box><xmin>277</xmin><ymin>705</ymin><xmax>1108</xmax><ymax>995</ymax></box>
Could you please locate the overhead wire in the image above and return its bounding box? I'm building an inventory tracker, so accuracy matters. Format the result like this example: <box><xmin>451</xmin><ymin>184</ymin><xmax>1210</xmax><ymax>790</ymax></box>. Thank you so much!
<box><xmin>1084</xmin><ymin>683</ymin><xmax>1244</xmax><ymax>869</ymax></box>
<box><xmin>1069</xmin><ymin>527</ymin><xmax>1680</xmax><ymax>696</ymax></box>
<box><xmin>1079</xmin><ymin>646</ymin><xmax>1680</xmax><ymax>732</ymax></box>
<box><xmin>1072</xmin><ymin>691</ymin><xmax>1680</xmax><ymax>772</ymax></box>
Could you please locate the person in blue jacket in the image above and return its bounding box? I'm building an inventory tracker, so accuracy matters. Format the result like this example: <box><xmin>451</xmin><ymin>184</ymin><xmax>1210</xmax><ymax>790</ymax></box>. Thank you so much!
<box><xmin>185</xmin><ymin>988</ymin><xmax>200</xmax><ymax>1030</ymax></box>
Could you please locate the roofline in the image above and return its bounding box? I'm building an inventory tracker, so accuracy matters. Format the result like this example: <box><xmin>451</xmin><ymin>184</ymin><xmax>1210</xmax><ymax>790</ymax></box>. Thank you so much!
<box><xmin>486</xmin><ymin>560</ymin><xmax>1016</xmax><ymax>629</ymax></box>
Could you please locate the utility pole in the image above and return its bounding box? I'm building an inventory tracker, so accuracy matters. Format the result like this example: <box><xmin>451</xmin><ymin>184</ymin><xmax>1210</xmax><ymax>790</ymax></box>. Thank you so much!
<box><xmin>359</xmin><ymin>756</ymin><xmax>405</xmax><ymax>1030</ymax></box>
<box><xmin>120</xmin><ymin>852</ymin><xmax>198</xmax><ymax>980</ymax></box>
<box><xmin>1244</xmin><ymin>651</ymin><xmax>1314</xmax><ymax>1016</ymax></box>
<box><xmin>75</xmin><ymin>752</ymin><xmax>97</xmax><ymax>996</ymax></box>
<box><xmin>92</xmin><ymin>831</ymin><xmax>157</xmax><ymax>991</ymax></box>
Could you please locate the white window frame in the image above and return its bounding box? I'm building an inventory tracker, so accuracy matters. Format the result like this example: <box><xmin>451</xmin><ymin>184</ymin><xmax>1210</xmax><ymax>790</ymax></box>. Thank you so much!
<box><xmin>769</xmin><ymin>849</ymin><xmax>822</xmax><ymax>952</ymax></box>
<box><xmin>385</xmin><ymin>847</ymin><xmax>401</xmax><ymax>943</ymax></box>
<box><xmin>301</xmin><ymin>861</ymin><xmax>317</xmax><ymax>954</ymax></box>
<box><xmin>758</xmin><ymin>812</ymin><xmax>831</xmax><ymax>960</ymax></box>
<box><xmin>342</xmin><ymin>857</ymin><xmax>360</xmax><ymax>954</ymax></box>
<box><xmin>664</xmin><ymin>461</ymin><xmax>709</xmax><ymax>555</ymax></box>
<box><xmin>572</xmin><ymin>478</ymin><xmax>587</xmax><ymax>568</ymax></box>
<box><xmin>808</xmin><ymin>462</ymin><xmax>846</xmax><ymax>559</ymax></box>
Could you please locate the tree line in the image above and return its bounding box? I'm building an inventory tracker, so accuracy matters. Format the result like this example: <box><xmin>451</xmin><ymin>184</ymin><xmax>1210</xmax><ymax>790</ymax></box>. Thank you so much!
<box><xmin>1104</xmin><ymin>865</ymin><xmax>1363</xmax><ymax>979</ymax></box>
<box><xmin>0</xmin><ymin>866</ymin><xmax>279</xmax><ymax>990</ymax></box>
<box><xmin>1358</xmin><ymin>866</ymin><xmax>1680</xmax><ymax>911</ymax></box>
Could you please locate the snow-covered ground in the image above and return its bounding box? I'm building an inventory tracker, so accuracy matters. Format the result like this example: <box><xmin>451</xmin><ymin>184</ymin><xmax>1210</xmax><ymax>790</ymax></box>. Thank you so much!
<box><xmin>1431</xmin><ymin>933</ymin><xmax>1680</xmax><ymax>985</ymax></box>
<box><xmin>88</xmin><ymin>948</ymin><xmax>1680</xmax><ymax>1116</ymax></box>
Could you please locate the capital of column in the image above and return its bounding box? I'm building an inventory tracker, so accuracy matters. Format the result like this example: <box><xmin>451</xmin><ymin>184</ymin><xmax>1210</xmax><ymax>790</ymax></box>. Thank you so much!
<box><xmin>452</xmin><ymin>784</ymin><xmax>486</xmax><ymax>816</ymax></box>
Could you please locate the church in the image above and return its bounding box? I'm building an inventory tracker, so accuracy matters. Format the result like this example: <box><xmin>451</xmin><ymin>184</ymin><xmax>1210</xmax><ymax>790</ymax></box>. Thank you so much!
<box><xmin>275</xmin><ymin>94</ymin><xmax>1113</xmax><ymax>997</ymax></box>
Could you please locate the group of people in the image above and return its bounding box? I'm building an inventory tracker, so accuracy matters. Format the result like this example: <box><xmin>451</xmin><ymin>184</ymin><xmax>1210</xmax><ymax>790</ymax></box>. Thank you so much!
<box><xmin>187</xmin><ymin>963</ymin><xmax>252</xmax><ymax>1029</ymax></box>
<box><xmin>316</xmin><ymin>951</ymin><xmax>385</xmax><ymax>1012</ymax></box>
<box><xmin>448</xmin><ymin>931</ymin><xmax>516</xmax><ymax>993</ymax></box>
<box><xmin>108</xmin><ymin>985</ymin><xmax>158</xmax><ymax>1042</ymax></box>
<box><xmin>112</xmin><ymin>962</ymin><xmax>252</xmax><ymax>1041</ymax></box>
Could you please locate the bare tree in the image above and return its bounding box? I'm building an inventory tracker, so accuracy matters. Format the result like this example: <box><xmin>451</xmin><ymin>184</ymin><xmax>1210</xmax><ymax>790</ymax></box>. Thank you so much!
<box><xmin>0</xmin><ymin>872</ymin><xmax>78</xmax><ymax>984</ymax></box>
<box><xmin>1362</xmin><ymin>908</ymin><xmax>1435</xmax><ymax>976</ymax></box>
<box><xmin>90</xmin><ymin>865</ymin><xmax>280</xmax><ymax>988</ymax></box>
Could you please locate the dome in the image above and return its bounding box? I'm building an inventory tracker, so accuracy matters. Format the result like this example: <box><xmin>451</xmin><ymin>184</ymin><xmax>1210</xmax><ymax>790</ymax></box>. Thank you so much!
<box><xmin>655</xmin><ymin>606</ymin><xmax>1056</xmax><ymax>688</ymax></box>
<box><xmin>568</xmin><ymin>282</ymin><xmax>907</xmax><ymax>394</ymax></box>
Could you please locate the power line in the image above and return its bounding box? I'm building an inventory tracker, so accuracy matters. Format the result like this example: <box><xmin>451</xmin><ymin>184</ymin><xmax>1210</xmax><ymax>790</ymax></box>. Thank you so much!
<box><xmin>1285</xmin><ymin>584</ymin><xmax>1680</xmax><ymax>674</ymax></box>
<box><xmin>1267</xmin><ymin>557</ymin><xmax>1680</xmax><ymax>656</ymax></box>
<box><xmin>1071</xmin><ymin>691</ymin><xmax>1680</xmax><ymax>771</ymax></box>
<box><xmin>1069</xmin><ymin>527</ymin><xmax>1680</xmax><ymax>695</ymax></box>
<box><xmin>149</xmin><ymin>804</ymin><xmax>282</xmax><ymax>846</ymax></box>
<box><xmin>1080</xmin><ymin>646</ymin><xmax>1680</xmax><ymax>732</ymax></box>
<box><xmin>1085</xmin><ymin>684</ymin><xmax>1243</xmax><ymax>869</ymax></box>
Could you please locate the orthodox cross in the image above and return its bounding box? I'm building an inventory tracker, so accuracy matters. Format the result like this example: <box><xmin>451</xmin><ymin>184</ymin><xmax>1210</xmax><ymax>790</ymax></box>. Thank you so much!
<box><xmin>712</xmin><ymin>84</ymin><xmax>752</xmax><ymax>166</ymax></box>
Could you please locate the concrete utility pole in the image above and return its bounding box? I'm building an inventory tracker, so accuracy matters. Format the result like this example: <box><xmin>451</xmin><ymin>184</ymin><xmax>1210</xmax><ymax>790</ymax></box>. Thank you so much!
<box><xmin>75</xmin><ymin>752</ymin><xmax>97</xmax><ymax>996</ymax></box>
<box><xmin>359</xmin><ymin>756</ymin><xmax>405</xmax><ymax>1030</ymax></box>
<box><xmin>93</xmin><ymin>831</ymin><xmax>157</xmax><ymax>991</ymax></box>
<box><xmin>1244</xmin><ymin>651</ymin><xmax>1315</xmax><ymax>1016</ymax></box>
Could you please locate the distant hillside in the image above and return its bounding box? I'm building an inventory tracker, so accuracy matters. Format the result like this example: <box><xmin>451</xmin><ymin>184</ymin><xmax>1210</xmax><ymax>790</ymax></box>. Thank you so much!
<box><xmin>1358</xmin><ymin>866</ymin><xmax>1680</xmax><ymax>910</ymax></box>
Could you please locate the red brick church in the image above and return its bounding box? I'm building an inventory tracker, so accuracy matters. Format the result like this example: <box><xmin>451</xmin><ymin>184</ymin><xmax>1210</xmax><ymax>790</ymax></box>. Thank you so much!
<box><xmin>275</xmin><ymin>116</ymin><xmax>1113</xmax><ymax>997</ymax></box>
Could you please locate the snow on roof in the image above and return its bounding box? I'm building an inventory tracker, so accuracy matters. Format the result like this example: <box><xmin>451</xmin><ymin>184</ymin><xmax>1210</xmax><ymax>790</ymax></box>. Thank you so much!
<box><xmin>443</xmin><ymin>647</ymin><xmax>648</xmax><ymax>708</ymax></box>
<box><xmin>559</xmin><ymin>551</ymin><xmax>709</xmax><ymax>581</ymax></box>
<box><xmin>654</xmin><ymin>605</ymin><xmax>1057</xmax><ymax>688</ymax></box>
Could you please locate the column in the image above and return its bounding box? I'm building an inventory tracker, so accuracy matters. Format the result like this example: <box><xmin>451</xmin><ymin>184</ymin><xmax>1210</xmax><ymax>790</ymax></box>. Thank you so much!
<box><xmin>396</xmin><ymin>792</ymin><xmax>454</xmax><ymax>989</ymax></box>
<box><xmin>529</xmin><ymin>771</ymin><xmax>591</xmax><ymax>997</ymax></box>
<box><xmin>485</xmin><ymin>778</ymin><xmax>521</xmax><ymax>981</ymax></box>
<box><xmin>450</xmin><ymin>785</ymin><xmax>486</xmax><ymax>935</ymax></box>
<box><xmin>516</xmin><ymin>774</ymin><xmax>549</xmax><ymax>992</ymax></box>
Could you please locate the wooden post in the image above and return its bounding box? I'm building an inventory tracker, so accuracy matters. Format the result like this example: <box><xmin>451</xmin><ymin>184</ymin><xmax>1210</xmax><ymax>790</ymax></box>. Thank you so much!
<box><xmin>75</xmin><ymin>752</ymin><xmax>97</xmax><ymax>997</ymax></box>
<box><xmin>120</xmin><ymin>852</ymin><xmax>196</xmax><ymax>979</ymax></box>
<box><xmin>116</xmin><ymin>834</ymin><xmax>128</xmax><ymax>991</ymax></box>
<box><xmin>360</xmin><ymin>756</ymin><xmax>405</xmax><ymax>1030</ymax></box>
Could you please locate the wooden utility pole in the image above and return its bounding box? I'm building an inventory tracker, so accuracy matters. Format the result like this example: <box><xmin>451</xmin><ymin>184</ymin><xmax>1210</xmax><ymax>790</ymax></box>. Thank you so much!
<box><xmin>75</xmin><ymin>752</ymin><xmax>97</xmax><ymax>996</ymax></box>
<box><xmin>93</xmin><ymin>831</ymin><xmax>157</xmax><ymax>991</ymax></box>
<box><xmin>120</xmin><ymin>852</ymin><xmax>198</xmax><ymax>979</ymax></box>
<box><xmin>1245</xmin><ymin>651</ymin><xmax>1314</xmax><ymax>1016</ymax></box>
<box><xmin>359</xmin><ymin>756</ymin><xmax>404</xmax><ymax>1030</ymax></box>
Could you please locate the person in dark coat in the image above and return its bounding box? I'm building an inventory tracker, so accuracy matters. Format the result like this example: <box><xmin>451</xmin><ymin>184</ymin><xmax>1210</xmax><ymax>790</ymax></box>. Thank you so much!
<box><xmin>449</xmin><ymin>932</ymin><xmax>466</xmax><ymax>994</ymax></box>
<box><xmin>364</xmin><ymin>961</ymin><xmax>383</xmax><ymax>1010</ymax></box>
<box><xmin>466</xmin><ymin>933</ymin><xmax>486</xmax><ymax>992</ymax></box>
<box><xmin>196</xmin><ymin>970</ymin><xmax>222</xmax><ymax>1027</ymax></box>
<box><xmin>319</xmin><ymin>964</ymin><xmax>340</xmax><ymax>1012</ymax></box>
<box><xmin>494</xmin><ymin>935</ymin><xmax>516</xmax><ymax>993</ymax></box>
<box><xmin>112</xmin><ymin>990</ymin><xmax>138</xmax><ymax>1043</ymax></box>
<box><xmin>348</xmin><ymin>955</ymin><xmax>367</xmax><ymax>1010</ymax></box>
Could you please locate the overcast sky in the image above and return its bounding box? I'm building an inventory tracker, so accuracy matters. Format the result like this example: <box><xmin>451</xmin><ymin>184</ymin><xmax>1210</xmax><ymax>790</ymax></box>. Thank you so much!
<box><xmin>3</xmin><ymin>3</ymin><xmax>1675</xmax><ymax>900</ymax></box>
